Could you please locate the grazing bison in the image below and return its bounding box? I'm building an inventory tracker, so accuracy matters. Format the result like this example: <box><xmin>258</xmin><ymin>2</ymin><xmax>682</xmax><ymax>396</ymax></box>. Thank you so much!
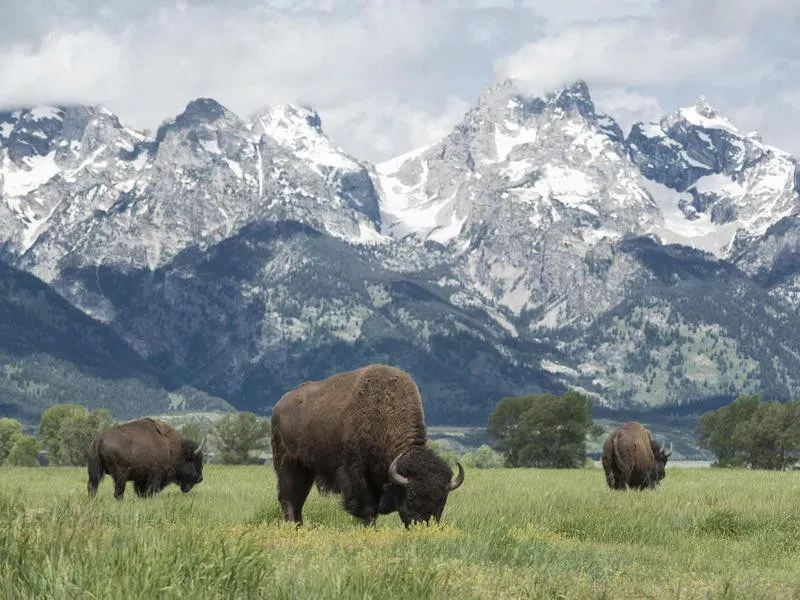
<box><xmin>87</xmin><ymin>417</ymin><xmax>206</xmax><ymax>499</ymax></box>
<box><xmin>270</xmin><ymin>364</ymin><xmax>465</xmax><ymax>527</ymax></box>
<box><xmin>602</xmin><ymin>421</ymin><xmax>671</xmax><ymax>490</ymax></box>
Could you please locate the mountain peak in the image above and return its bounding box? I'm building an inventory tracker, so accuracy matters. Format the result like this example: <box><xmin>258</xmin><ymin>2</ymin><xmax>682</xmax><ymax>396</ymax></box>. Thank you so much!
<box><xmin>153</xmin><ymin>98</ymin><xmax>238</xmax><ymax>147</ymax></box>
<box><xmin>250</xmin><ymin>104</ymin><xmax>324</xmax><ymax>136</ymax></box>
<box><xmin>672</xmin><ymin>96</ymin><xmax>739</xmax><ymax>135</ymax></box>
<box><xmin>553</xmin><ymin>79</ymin><xmax>591</xmax><ymax>102</ymax></box>
<box><xmin>694</xmin><ymin>95</ymin><xmax>716</xmax><ymax>118</ymax></box>
<box><xmin>177</xmin><ymin>98</ymin><xmax>229</xmax><ymax>125</ymax></box>
<box><xmin>249</xmin><ymin>103</ymin><xmax>360</xmax><ymax>172</ymax></box>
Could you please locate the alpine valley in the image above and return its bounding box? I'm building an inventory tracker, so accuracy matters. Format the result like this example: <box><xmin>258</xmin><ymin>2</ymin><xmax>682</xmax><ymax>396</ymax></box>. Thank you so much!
<box><xmin>1</xmin><ymin>79</ymin><xmax>798</xmax><ymax>425</ymax></box>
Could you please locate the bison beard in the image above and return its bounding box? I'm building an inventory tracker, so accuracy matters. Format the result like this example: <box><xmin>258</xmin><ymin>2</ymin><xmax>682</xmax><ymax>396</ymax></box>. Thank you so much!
<box><xmin>270</xmin><ymin>364</ymin><xmax>465</xmax><ymax>527</ymax></box>
<box><xmin>602</xmin><ymin>421</ymin><xmax>671</xmax><ymax>490</ymax></box>
<box><xmin>86</xmin><ymin>417</ymin><xmax>206</xmax><ymax>499</ymax></box>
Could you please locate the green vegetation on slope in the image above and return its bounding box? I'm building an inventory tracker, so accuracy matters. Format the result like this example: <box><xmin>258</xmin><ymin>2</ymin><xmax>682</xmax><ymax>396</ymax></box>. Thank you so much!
<box><xmin>2</xmin><ymin>466</ymin><xmax>799</xmax><ymax>599</ymax></box>
<box><xmin>0</xmin><ymin>262</ymin><xmax>232</xmax><ymax>424</ymax></box>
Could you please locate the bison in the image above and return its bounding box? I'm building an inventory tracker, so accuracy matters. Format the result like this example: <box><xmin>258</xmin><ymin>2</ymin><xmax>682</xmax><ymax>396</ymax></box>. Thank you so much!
<box><xmin>602</xmin><ymin>421</ymin><xmax>671</xmax><ymax>490</ymax></box>
<box><xmin>270</xmin><ymin>363</ymin><xmax>465</xmax><ymax>528</ymax></box>
<box><xmin>87</xmin><ymin>417</ymin><xmax>206</xmax><ymax>499</ymax></box>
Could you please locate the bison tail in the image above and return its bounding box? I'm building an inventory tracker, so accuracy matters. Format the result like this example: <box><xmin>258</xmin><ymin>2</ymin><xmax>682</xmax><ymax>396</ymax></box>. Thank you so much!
<box><xmin>612</xmin><ymin>435</ymin><xmax>625</xmax><ymax>471</ymax></box>
<box><xmin>86</xmin><ymin>438</ymin><xmax>105</xmax><ymax>496</ymax></box>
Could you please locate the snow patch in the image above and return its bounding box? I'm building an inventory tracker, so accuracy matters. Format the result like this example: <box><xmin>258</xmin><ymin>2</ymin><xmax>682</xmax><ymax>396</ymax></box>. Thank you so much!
<box><xmin>680</xmin><ymin>151</ymin><xmax>712</xmax><ymax>170</ymax></box>
<box><xmin>200</xmin><ymin>138</ymin><xmax>221</xmax><ymax>154</ymax></box>
<box><xmin>355</xmin><ymin>220</ymin><xmax>390</xmax><ymax>245</ymax></box>
<box><xmin>2</xmin><ymin>152</ymin><xmax>60</xmax><ymax>196</ymax></box>
<box><xmin>678</xmin><ymin>99</ymin><xmax>739</xmax><ymax>135</ymax></box>
<box><xmin>531</xmin><ymin>165</ymin><xmax>598</xmax><ymax>206</ymax></box>
<box><xmin>132</xmin><ymin>152</ymin><xmax>149</xmax><ymax>172</ymax></box>
<box><xmin>500</xmin><ymin>159</ymin><xmax>535</xmax><ymax>181</ymax></box>
<box><xmin>494</xmin><ymin>122</ymin><xmax>537</xmax><ymax>161</ymax></box>
<box><xmin>638</xmin><ymin>124</ymin><xmax>665</xmax><ymax>139</ymax></box>
<box><xmin>540</xmin><ymin>359</ymin><xmax>580</xmax><ymax>378</ymax></box>
<box><xmin>224</xmin><ymin>158</ymin><xmax>243</xmax><ymax>178</ymax></box>
<box><xmin>642</xmin><ymin>178</ymin><xmax>739</xmax><ymax>256</ymax></box>
<box><xmin>376</xmin><ymin>143</ymin><xmax>433</xmax><ymax>174</ymax></box>
<box><xmin>253</xmin><ymin>106</ymin><xmax>358</xmax><ymax>171</ymax></box>
<box><xmin>0</xmin><ymin>121</ymin><xmax>13</xmax><ymax>138</ymax></box>
<box><xmin>29</xmin><ymin>106</ymin><xmax>62</xmax><ymax>121</ymax></box>
<box><xmin>692</xmin><ymin>173</ymin><xmax>743</xmax><ymax>198</ymax></box>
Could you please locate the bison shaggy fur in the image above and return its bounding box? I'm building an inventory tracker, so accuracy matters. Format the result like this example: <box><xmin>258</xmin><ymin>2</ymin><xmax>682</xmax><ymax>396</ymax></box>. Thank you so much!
<box><xmin>602</xmin><ymin>421</ymin><xmax>671</xmax><ymax>490</ymax></box>
<box><xmin>270</xmin><ymin>363</ymin><xmax>464</xmax><ymax>527</ymax></box>
<box><xmin>87</xmin><ymin>417</ymin><xmax>205</xmax><ymax>499</ymax></box>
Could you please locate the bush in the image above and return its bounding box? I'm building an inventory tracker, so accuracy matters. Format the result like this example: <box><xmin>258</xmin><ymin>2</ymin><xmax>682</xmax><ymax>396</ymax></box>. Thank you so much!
<box><xmin>696</xmin><ymin>396</ymin><xmax>800</xmax><ymax>470</ymax></box>
<box><xmin>39</xmin><ymin>404</ymin><xmax>113</xmax><ymax>466</ymax></box>
<box><xmin>212</xmin><ymin>412</ymin><xmax>270</xmax><ymax>464</ymax></box>
<box><xmin>0</xmin><ymin>417</ymin><xmax>23</xmax><ymax>464</ymax></box>
<box><xmin>488</xmin><ymin>392</ymin><xmax>594</xmax><ymax>468</ymax></box>
<box><xmin>6</xmin><ymin>435</ymin><xmax>39</xmax><ymax>467</ymax></box>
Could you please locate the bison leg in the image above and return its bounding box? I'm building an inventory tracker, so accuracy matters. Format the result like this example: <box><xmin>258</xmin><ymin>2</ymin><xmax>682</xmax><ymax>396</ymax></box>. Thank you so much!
<box><xmin>277</xmin><ymin>460</ymin><xmax>314</xmax><ymax>525</ymax></box>
<box><xmin>134</xmin><ymin>480</ymin><xmax>154</xmax><ymax>498</ymax></box>
<box><xmin>340</xmin><ymin>468</ymin><xmax>379</xmax><ymax>527</ymax></box>
<box><xmin>87</xmin><ymin>457</ymin><xmax>105</xmax><ymax>498</ymax></box>
<box><xmin>112</xmin><ymin>477</ymin><xmax>127</xmax><ymax>500</ymax></box>
<box><xmin>134</xmin><ymin>476</ymin><xmax>162</xmax><ymax>498</ymax></box>
<box><xmin>87</xmin><ymin>470</ymin><xmax>104</xmax><ymax>498</ymax></box>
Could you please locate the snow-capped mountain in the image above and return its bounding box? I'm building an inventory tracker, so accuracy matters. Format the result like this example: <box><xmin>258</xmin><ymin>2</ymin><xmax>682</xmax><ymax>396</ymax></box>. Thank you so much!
<box><xmin>629</xmin><ymin>97</ymin><xmax>799</xmax><ymax>257</ymax></box>
<box><xmin>376</xmin><ymin>80</ymin><xmax>663</xmax><ymax>323</ymax></box>
<box><xmin>1</xmin><ymin>99</ymin><xmax>384</xmax><ymax>291</ymax></box>
<box><xmin>1</xmin><ymin>79</ymin><xmax>799</xmax><ymax>421</ymax></box>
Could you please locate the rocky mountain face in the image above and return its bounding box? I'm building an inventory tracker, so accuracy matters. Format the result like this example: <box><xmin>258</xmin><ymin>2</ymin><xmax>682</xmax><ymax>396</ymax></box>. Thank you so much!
<box><xmin>1</xmin><ymin>79</ymin><xmax>798</xmax><ymax>423</ymax></box>
<box><xmin>627</xmin><ymin>97</ymin><xmax>798</xmax><ymax>258</ymax></box>
<box><xmin>0</xmin><ymin>260</ymin><xmax>230</xmax><ymax>422</ymax></box>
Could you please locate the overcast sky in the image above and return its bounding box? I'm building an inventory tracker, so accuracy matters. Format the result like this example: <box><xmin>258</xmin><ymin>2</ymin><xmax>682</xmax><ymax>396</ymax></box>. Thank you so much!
<box><xmin>1</xmin><ymin>0</ymin><xmax>798</xmax><ymax>162</ymax></box>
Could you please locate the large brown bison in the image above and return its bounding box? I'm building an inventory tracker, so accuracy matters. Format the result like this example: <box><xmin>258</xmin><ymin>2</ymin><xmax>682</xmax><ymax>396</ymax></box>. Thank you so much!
<box><xmin>87</xmin><ymin>417</ymin><xmax>206</xmax><ymax>499</ymax></box>
<box><xmin>270</xmin><ymin>364</ymin><xmax>465</xmax><ymax>527</ymax></box>
<box><xmin>602</xmin><ymin>421</ymin><xmax>671</xmax><ymax>490</ymax></box>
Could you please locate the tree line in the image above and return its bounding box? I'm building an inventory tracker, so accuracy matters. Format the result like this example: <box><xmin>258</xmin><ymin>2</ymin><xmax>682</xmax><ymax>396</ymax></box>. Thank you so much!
<box><xmin>0</xmin><ymin>404</ymin><xmax>271</xmax><ymax>467</ymax></box>
<box><xmin>695</xmin><ymin>395</ymin><xmax>800</xmax><ymax>470</ymax></box>
<box><xmin>2</xmin><ymin>393</ymin><xmax>798</xmax><ymax>470</ymax></box>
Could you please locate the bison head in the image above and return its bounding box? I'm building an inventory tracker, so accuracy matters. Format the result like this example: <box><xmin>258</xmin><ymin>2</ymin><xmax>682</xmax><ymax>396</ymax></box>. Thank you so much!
<box><xmin>380</xmin><ymin>446</ymin><xmax>464</xmax><ymax>528</ymax></box>
<box><xmin>650</xmin><ymin>440</ymin><xmax>672</xmax><ymax>485</ymax></box>
<box><xmin>176</xmin><ymin>436</ymin><xmax>206</xmax><ymax>493</ymax></box>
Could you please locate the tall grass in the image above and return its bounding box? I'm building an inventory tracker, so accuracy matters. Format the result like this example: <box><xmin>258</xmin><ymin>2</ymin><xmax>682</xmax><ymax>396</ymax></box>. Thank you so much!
<box><xmin>1</xmin><ymin>466</ymin><xmax>799</xmax><ymax>599</ymax></box>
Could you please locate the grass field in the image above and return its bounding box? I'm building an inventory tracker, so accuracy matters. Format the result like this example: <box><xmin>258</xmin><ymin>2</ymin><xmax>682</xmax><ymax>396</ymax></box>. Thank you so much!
<box><xmin>2</xmin><ymin>466</ymin><xmax>800</xmax><ymax>599</ymax></box>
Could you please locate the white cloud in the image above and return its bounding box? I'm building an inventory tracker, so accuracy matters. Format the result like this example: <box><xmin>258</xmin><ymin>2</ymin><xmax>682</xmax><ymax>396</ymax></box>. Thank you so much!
<box><xmin>0</xmin><ymin>1</ymin><xmax>547</xmax><ymax>160</ymax></box>
<box><xmin>0</xmin><ymin>29</ymin><xmax>122</xmax><ymax>105</ymax></box>
<box><xmin>591</xmin><ymin>89</ymin><xmax>664</xmax><ymax>135</ymax></box>
<box><xmin>493</xmin><ymin>0</ymin><xmax>800</xmax><ymax>155</ymax></box>
<box><xmin>495</xmin><ymin>20</ymin><xmax>743</xmax><ymax>93</ymax></box>
<box><xmin>0</xmin><ymin>0</ymin><xmax>799</xmax><ymax>159</ymax></box>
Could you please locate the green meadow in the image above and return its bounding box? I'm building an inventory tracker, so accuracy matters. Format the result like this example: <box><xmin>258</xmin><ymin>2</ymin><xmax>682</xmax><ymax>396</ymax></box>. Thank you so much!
<box><xmin>2</xmin><ymin>466</ymin><xmax>799</xmax><ymax>599</ymax></box>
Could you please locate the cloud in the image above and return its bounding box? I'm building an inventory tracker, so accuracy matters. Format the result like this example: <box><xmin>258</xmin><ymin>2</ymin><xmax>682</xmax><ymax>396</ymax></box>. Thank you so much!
<box><xmin>1</xmin><ymin>0</ymin><xmax>799</xmax><ymax>159</ymax></box>
<box><xmin>322</xmin><ymin>95</ymin><xmax>473</xmax><ymax>160</ymax></box>
<box><xmin>591</xmin><ymin>89</ymin><xmax>664</xmax><ymax>135</ymax></box>
<box><xmin>494</xmin><ymin>0</ymin><xmax>800</xmax><ymax>154</ymax></box>
<box><xmin>495</xmin><ymin>19</ymin><xmax>743</xmax><ymax>94</ymax></box>
<box><xmin>0</xmin><ymin>1</ymin><xmax>545</xmax><ymax>161</ymax></box>
<box><xmin>0</xmin><ymin>29</ymin><xmax>123</xmax><ymax>105</ymax></box>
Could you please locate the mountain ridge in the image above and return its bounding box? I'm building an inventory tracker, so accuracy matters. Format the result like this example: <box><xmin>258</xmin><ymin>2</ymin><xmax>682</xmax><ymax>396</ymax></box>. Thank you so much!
<box><xmin>1</xmin><ymin>78</ymin><xmax>799</xmax><ymax>423</ymax></box>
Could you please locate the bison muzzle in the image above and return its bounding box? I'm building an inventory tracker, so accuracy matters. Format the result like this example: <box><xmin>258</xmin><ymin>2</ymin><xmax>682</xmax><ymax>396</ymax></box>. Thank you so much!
<box><xmin>270</xmin><ymin>364</ymin><xmax>465</xmax><ymax>528</ymax></box>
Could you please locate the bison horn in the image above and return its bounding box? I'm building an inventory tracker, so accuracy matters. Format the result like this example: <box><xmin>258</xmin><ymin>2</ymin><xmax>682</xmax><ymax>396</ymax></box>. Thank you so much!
<box><xmin>388</xmin><ymin>454</ymin><xmax>410</xmax><ymax>487</ymax></box>
<box><xmin>448</xmin><ymin>461</ymin><xmax>465</xmax><ymax>491</ymax></box>
<box><xmin>194</xmin><ymin>434</ymin><xmax>208</xmax><ymax>455</ymax></box>
<box><xmin>665</xmin><ymin>441</ymin><xmax>673</xmax><ymax>458</ymax></box>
